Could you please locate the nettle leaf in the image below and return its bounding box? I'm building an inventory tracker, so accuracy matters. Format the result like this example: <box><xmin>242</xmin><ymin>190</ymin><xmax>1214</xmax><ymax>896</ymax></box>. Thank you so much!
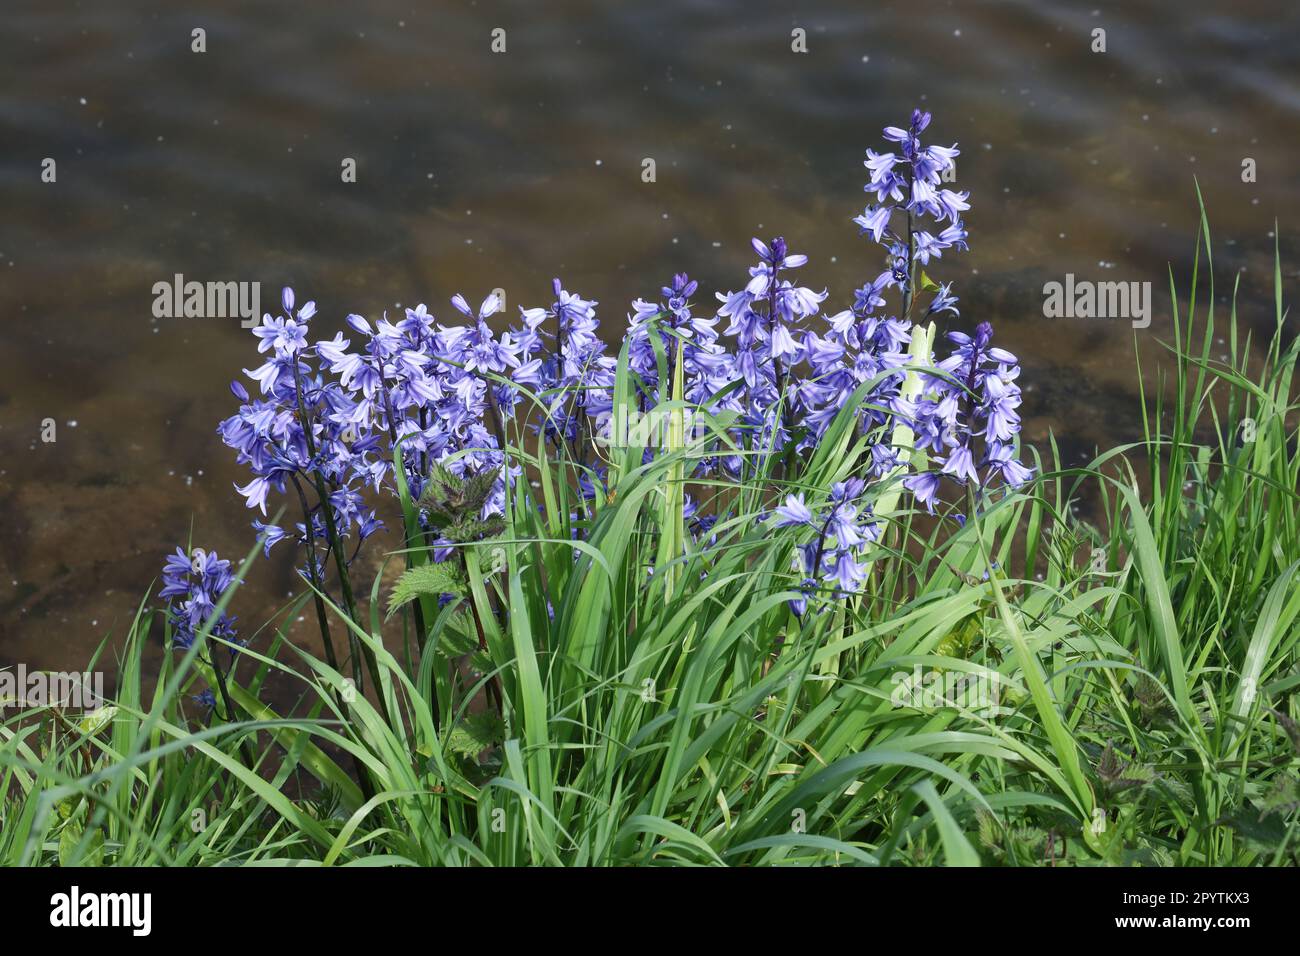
<box><xmin>1133</xmin><ymin>673</ymin><xmax>1173</xmax><ymax>723</ymax></box>
<box><xmin>1096</xmin><ymin>741</ymin><xmax>1124</xmax><ymax>782</ymax></box>
<box><xmin>387</xmin><ymin>562</ymin><xmax>465</xmax><ymax>619</ymax></box>
<box><xmin>438</xmin><ymin>623</ymin><xmax>478</xmax><ymax>658</ymax></box>
<box><xmin>1217</xmin><ymin>805</ymin><xmax>1288</xmax><ymax>849</ymax></box>
<box><xmin>446</xmin><ymin>711</ymin><xmax>505</xmax><ymax>761</ymax></box>
<box><xmin>1008</xmin><ymin>825</ymin><xmax>1048</xmax><ymax>858</ymax></box>
<box><xmin>463</xmin><ymin>469</ymin><xmax>498</xmax><ymax>513</ymax></box>
<box><xmin>421</xmin><ymin>464</ymin><xmax>496</xmax><ymax>519</ymax></box>
<box><xmin>1259</xmin><ymin>776</ymin><xmax>1300</xmax><ymax>820</ymax></box>
<box><xmin>421</xmin><ymin>463</ymin><xmax>464</xmax><ymax>502</ymax></box>
<box><xmin>1096</xmin><ymin>741</ymin><xmax>1154</xmax><ymax>796</ymax></box>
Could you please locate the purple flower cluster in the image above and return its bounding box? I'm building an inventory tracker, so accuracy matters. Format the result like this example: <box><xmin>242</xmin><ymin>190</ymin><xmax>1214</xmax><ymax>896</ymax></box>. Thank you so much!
<box><xmin>322</xmin><ymin>291</ymin><xmax>513</xmax><ymax>510</ymax></box>
<box><xmin>842</xmin><ymin>109</ymin><xmax>1031</xmax><ymax>516</ymax></box>
<box><xmin>856</xmin><ymin>108</ymin><xmax>969</xmax><ymax>297</ymax></box>
<box><xmin>902</xmin><ymin>321</ymin><xmax>1033</xmax><ymax>511</ymax></box>
<box><xmin>627</xmin><ymin>272</ymin><xmax>730</xmax><ymax>406</ymax></box>
<box><xmin>182</xmin><ymin>108</ymin><xmax>1031</xmax><ymax>638</ymax></box>
<box><xmin>160</xmin><ymin>546</ymin><xmax>238</xmax><ymax>651</ymax></box>
<box><xmin>712</xmin><ymin>238</ymin><xmax>830</xmax><ymax>462</ymax></box>
<box><xmin>516</xmin><ymin>280</ymin><xmax>618</xmax><ymax>475</ymax></box>
<box><xmin>218</xmin><ymin>288</ymin><xmax>385</xmax><ymax>579</ymax></box>
<box><xmin>774</xmin><ymin>479</ymin><xmax>882</xmax><ymax>614</ymax></box>
<box><xmin>654</xmin><ymin>114</ymin><xmax>976</xmax><ymax>492</ymax></box>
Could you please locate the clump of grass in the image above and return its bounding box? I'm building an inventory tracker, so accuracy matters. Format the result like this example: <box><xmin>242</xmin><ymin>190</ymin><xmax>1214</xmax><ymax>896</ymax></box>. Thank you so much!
<box><xmin>4</xmin><ymin>200</ymin><xmax>1298</xmax><ymax>867</ymax></box>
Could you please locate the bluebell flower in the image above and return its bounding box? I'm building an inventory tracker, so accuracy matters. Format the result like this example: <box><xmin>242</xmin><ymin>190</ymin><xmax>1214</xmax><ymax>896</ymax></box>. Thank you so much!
<box><xmin>854</xmin><ymin>109</ymin><xmax>968</xmax><ymax>311</ymax></box>
<box><xmin>771</xmin><ymin>481</ymin><xmax>881</xmax><ymax>612</ymax></box>
<box><xmin>774</xmin><ymin>493</ymin><xmax>813</xmax><ymax>527</ymax></box>
<box><xmin>160</xmin><ymin>546</ymin><xmax>238</xmax><ymax>652</ymax></box>
<box><xmin>905</xmin><ymin>320</ymin><xmax>1034</xmax><ymax>513</ymax></box>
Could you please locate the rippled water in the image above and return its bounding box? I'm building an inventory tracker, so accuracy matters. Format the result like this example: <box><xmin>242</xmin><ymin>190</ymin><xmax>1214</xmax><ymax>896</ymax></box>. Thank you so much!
<box><xmin>2</xmin><ymin>0</ymin><xmax>1297</xmax><ymax>671</ymax></box>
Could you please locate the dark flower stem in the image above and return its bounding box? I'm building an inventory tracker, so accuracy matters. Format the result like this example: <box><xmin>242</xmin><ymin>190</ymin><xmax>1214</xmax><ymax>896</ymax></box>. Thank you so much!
<box><xmin>196</xmin><ymin>627</ymin><xmax>257</xmax><ymax>768</ymax></box>
<box><xmin>767</xmin><ymin>264</ymin><xmax>791</xmax><ymax>448</ymax></box>
<box><xmin>288</xmin><ymin>474</ymin><xmax>341</xmax><ymax>675</ymax></box>
<box><xmin>808</xmin><ymin>506</ymin><xmax>839</xmax><ymax>601</ymax></box>
<box><xmin>460</xmin><ymin>549</ymin><xmax>505</xmax><ymax>715</ymax></box>
<box><xmin>902</xmin><ymin>161</ymin><xmax>916</xmax><ymax>322</ymax></box>
<box><xmin>287</xmin><ymin>472</ymin><xmax>376</xmax><ymax>794</ymax></box>
<box><xmin>291</xmin><ymin>360</ymin><xmax>388</xmax><ymax>718</ymax></box>
<box><xmin>376</xmin><ymin>362</ymin><xmax>441</xmax><ymax>728</ymax></box>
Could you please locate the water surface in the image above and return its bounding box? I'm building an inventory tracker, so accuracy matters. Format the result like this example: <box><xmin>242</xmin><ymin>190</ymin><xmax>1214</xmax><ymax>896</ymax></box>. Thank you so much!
<box><xmin>2</xmin><ymin>0</ymin><xmax>1297</xmax><ymax>673</ymax></box>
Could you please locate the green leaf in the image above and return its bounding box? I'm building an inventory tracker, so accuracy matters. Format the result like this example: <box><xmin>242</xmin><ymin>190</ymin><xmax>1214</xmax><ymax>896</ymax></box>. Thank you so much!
<box><xmin>446</xmin><ymin>712</ymin><xmax>505</xmax><ymax>760</ymax></box>
<box><xmin>1217</xmin><ymin>805</ymin><xmax>1287</xmax><ymax>849</ymax></box>
<box><xmin>438</xmin><ymin>623</ymin><xmax>479</xmax><ymax>658</ymax></box>
<box><xmin>77</xmin><ymin>705</ymin><xmax>118</xmax><ymax>736</ymax></box>
<box><xmin>59</xmin><ymin>823</ymin><xmax>104</xmax><ymax>866</ymax></box>
<box><xmin>388</xmin><ymin>562</ymin><xmax>466</xmax><ymax>619</ymax></box>
<box><xmin>1259</xmin><ymin>776</ymin><xmax>1300</xmax><ymax>821</ymax></box>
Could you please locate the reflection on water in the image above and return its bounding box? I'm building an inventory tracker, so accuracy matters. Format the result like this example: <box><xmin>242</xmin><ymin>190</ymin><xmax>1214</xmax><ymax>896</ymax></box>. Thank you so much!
<box><xmin>1</xmin><ymin>0</ymin><xmax>1297</xmax><ymax>671</ymax></box>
